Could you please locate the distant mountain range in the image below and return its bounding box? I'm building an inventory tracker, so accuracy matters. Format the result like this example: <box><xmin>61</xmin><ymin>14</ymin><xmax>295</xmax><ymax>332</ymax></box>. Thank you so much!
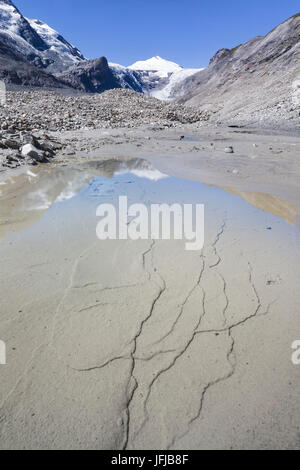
<box><xmin>0</xmin><ymin>0</ymin><xmax>299</xmax><ymax>125</ymax></box>
<box><xmin>0</xmin><ymin>0</ymin><xmax>202</xmax><ymax>97</ymax></box>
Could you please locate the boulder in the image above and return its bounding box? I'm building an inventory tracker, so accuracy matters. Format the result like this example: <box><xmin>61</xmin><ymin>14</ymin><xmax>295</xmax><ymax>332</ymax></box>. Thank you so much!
<box><xmin>21</xmin><ymin>143</ymin><xmax>44</xmax><ymax>161</ymax></box>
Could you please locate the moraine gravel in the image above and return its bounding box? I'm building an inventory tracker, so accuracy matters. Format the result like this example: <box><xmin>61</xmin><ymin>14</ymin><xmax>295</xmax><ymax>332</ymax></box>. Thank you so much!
<box><xmin>0</xmin><ymin>88</ymin><xmax>210</xmax><ymax>133</ymax></box>
<box><xmin>0</xmin><ymin>88</ymin><xmax>212</xmax><ymax>170</ymax></box>
<box><xmin>0</xmin><ymin>88</ymin><xmax>211</xmax><ymax>169</ymax></box>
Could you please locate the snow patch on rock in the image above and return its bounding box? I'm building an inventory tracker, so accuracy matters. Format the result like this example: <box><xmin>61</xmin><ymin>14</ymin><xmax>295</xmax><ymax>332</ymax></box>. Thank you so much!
<box><xmin>27</xmin><ymin>18</ymin><xmax>85</xmax><ymax>71</ymax></box>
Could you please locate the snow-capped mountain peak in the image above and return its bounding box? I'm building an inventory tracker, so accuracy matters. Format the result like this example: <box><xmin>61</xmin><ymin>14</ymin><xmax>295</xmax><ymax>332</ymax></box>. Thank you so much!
<box><xmin>129</xmin><ymin>56</ymin><xmax>183</xmax><ymax>76</ymax></box>
<box><xmin>0</xmin><ymin>0</ymin><xmax>85</xmax><ymax>72</ymax></box>
<box><xmin>126</xmin><ymin>56</ymin><xmax>203</xmax><ymax>100</ymax></box>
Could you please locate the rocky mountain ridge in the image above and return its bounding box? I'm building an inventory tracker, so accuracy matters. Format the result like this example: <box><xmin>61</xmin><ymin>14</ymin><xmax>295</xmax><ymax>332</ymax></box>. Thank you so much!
<box><xmin>173</xmin><ymin>13</ymin><xmax>300</xmax><ymax>127</ymax></box>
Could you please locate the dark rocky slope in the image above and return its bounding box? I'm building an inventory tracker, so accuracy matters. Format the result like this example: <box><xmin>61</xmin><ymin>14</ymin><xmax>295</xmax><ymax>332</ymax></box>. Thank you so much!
<box><xmin>0</xmin><ymin>38</ymin><xmax>69</xmax><ymax>88</ymax></box>
<box><xmin>57</xmin><ymin>57</ymin><xmax>144</xmax><ymax>94</ymax></box>
<box><xmin>174</xmin><ymin>14</ymin><xmax>300</xmax><ymax>128</ymax></box>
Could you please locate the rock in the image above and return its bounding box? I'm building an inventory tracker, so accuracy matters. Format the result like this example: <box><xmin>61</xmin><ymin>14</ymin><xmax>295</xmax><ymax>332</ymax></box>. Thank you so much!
<box><xmin>21</xmin><ymin>144</ymin><xmax>44</xmax><ymax>161</ymax></box>
<box><xmin>2</xmin><ymin>139</ymin><xmax>20</xmax><ymax>150</ymax></box>
<box><xmin>6</xmin><ymin>155</ymin><xmax>19</xmax><ymax>163</ymax></box>
<box><xmin>3</xmin><ymin>153</ymin><xmax>22</xmax><ymax>168</ymax></box>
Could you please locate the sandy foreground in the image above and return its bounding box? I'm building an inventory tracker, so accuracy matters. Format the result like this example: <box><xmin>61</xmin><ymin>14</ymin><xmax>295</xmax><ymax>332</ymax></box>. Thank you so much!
<box><xmin>0</xmin><ymin>125</ymin><xmax>300</xmax><ymax>450</ymax></box>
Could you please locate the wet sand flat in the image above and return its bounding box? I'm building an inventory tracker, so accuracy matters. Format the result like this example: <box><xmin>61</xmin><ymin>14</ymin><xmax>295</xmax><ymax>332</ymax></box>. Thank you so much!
<box><xmin>0</xmin><ymin>158</ymin><xmax>300</xmax><ymax>449</ymax></box>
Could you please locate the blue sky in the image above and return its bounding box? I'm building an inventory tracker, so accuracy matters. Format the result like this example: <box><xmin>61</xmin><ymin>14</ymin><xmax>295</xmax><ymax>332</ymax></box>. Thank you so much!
<box><xmin>16</xmin><ymin>0</ymin><xmax>299</xmax><ymax>67</ymax></box>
